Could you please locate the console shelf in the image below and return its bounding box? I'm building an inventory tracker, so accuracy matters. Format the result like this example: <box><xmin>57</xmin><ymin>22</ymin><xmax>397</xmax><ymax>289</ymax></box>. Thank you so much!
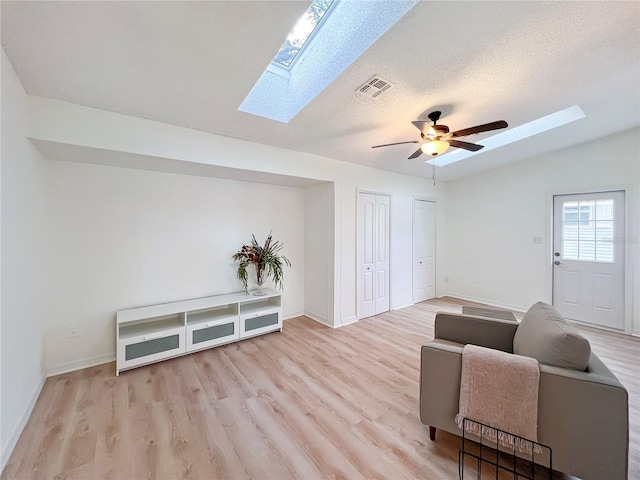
<box><xmin>116</xmin><ymin>289</ymin><xmax>282</xmax><ymax>375</ymax></box>
<box><xmin>240</xmin><ymin>297</ymin><xmax>281</xmax><ymax>315</ymax></box>
<box><xmin>187</xmin><ymin>305</ymin><xmax>239</xmax><ymax>326</ymax></box>
<box><xmin>119</xmin><ymin>315</ymin><xmax>184</xmax><ymax>340</ymax></box>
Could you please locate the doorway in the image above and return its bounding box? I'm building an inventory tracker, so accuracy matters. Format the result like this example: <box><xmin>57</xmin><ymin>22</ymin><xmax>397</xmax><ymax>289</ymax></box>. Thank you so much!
<box><xmin>357</xmin><ymin>192</ymin><xmax>390</xmax><ymax>319</ymax></box>
<box><xmin>552</xmin><ymin>191</ymin><xmax>625</xmax><ymax>330</ymax></box>
<box><xmin>413</xmin><ymin>200</ymin><xmax>436</xmax><ymax>304</ymax></box>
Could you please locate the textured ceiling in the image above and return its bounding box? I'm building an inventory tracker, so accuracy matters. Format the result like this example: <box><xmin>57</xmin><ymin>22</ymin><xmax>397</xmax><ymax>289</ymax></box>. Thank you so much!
<box><xmin>2</xmin><ymin>1</ymin><xmax>639</xmax><ymax>181</ymax></box>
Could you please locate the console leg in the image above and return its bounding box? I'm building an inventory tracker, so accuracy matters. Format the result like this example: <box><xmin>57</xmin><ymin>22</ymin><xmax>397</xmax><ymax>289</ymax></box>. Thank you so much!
<box><xmin>429</xmin><ymin>426</ymin><xmax>437</xmax><ymax>441</ymax></box>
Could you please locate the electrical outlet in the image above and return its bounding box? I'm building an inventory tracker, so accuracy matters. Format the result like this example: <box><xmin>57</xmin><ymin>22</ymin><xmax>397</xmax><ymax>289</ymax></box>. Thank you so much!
<box><xmin>532</xmin><ymin>236</ymin><xmax>543</xmax><ymax>245</ymax></box>
<box><xmin>444</xmin><ymin>276</ymin><xmax>450</xmax><ymax>283</ymax></box>
<box><xmin>68</xmin><ymin>325</ymin><xmax>79</xmax><ymax>339</ymax></box>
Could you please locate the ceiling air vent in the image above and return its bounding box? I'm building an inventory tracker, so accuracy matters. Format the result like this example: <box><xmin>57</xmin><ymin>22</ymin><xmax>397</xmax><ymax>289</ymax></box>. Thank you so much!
<box><xmin>356</xmin><ymin>75</ymin><xmax>393</xmax><ymax>99</ymax></box>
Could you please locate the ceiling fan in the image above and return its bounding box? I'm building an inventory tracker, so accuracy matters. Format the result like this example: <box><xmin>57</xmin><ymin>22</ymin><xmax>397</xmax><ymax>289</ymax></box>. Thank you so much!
<box><xmin>372</xmin><ymin>111</ymin><xmax>508</xmax><ymax>159</ymax></box>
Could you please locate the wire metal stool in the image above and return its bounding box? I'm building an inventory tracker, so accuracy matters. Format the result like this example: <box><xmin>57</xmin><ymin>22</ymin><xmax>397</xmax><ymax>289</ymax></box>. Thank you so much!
<box><xmin>458</xmin><ymin>418</ymin><xmax>552</xmax><ymax>480</ymax></box>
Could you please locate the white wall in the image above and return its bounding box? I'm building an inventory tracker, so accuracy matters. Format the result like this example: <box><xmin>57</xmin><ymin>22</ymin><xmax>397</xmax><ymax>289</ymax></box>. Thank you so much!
<box><xmin>26</xmin><ymin>96</ymin><xmax>443</xmax><ymax>332</ymax></box>
<box><xmin>43</xmin><ymin>160</ymin><xmax>306</xmax><ymax>373</ymax></box>
<box><xmin>443</xmin><ymin>128</ymin><xmax>640</xmax><ymax>333</ymax></box>
<box><xmin>304</xmin><ymin>182</ymin><xmax>335</xmax><ymax>326</ymax></box>
<box><xmin>0</xmin><ymin>50</ymin><xmax>47</xmax><ymax>469</ymax></box>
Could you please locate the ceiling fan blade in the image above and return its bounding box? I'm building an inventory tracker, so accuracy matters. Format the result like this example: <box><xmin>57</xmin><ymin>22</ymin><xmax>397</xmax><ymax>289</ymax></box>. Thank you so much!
<box><xmin>408</xmin><ymin>147</ymin><xmax>423</xmax><ymax>159</ymax></box>
<box><xmin>371</xmin><ymin>140</ymin><xmax>419</xmax><ymax>149</ymax></box>
<box><xmin>412</xmin><ymin>121</ymin><xmax>431</xmax><ymax>132</ymax></box>
<box><xmin>412</xmin><ymin>121</ymin><xmax>449</xmax><ymax>134</ymax></box>
<box><xmin>450</xmin><ymin>120</ymin><xmax>508</xmax><ymax>138</ymax></box>
<box><xmin>449</xmin><ymin>139</ymin><xmax>484</xmax><ymax>152</ymax></box>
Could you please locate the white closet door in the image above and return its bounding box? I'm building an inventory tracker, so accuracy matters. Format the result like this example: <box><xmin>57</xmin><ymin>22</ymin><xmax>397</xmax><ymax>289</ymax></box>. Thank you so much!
<box><xmin>357</xmin><ymin>192</ymin><xmax>390</xmax><ymax>320</ymax></box>
<box><xmin>375</xmin><ymin>195</ymin><xmax>390</xmax><ymax>313</ymax></box>
<box><xmin>358</xmin><ymin>193</ymin><xmax>376</xmax><ymax>319</ymax></box>
<box><xmin>413</xmin><ymin>200</ymin><xmax>436</xmax><ymax>303</ymax></box>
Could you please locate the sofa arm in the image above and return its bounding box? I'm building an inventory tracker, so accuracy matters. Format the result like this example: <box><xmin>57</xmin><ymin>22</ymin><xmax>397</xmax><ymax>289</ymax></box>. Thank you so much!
<box><xmin>419</xmin><ymin>342</ymin><xmax>464</xmax><ymax>434</ymax></box>
<box><xmin>434</xmin><ymin>312</ymin><xmax>519</xmax><ymax>352</ymax></box>
<box><xmin>537</xmin><ymin>354</ymin><xmax>629</xmax><ymax>480</ymax></box>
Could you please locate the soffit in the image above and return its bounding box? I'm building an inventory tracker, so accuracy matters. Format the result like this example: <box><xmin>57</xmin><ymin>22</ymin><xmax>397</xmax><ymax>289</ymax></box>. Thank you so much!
<box><xmin>2</xmin><ymin>1</ymin><xmax>639</xmax><ymax>181</ymax></box>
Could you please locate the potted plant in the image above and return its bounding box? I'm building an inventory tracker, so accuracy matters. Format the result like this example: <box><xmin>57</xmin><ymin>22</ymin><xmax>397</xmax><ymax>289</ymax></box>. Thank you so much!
<box><xmin>232</xmin><ymin>233</ymin><xmax>291</xmax><ymax>296</ymax></box>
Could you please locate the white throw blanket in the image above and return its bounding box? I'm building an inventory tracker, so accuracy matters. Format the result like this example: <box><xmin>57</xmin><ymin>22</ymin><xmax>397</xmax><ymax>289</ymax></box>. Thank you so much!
<box><xmin>455</xmin><ymin>344</ymin><xmax>540</xmax><ymax>454</ymax></box>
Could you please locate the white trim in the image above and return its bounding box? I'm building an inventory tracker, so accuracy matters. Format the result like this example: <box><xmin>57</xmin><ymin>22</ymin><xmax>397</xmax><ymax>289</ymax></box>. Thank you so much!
<box><xmin>412</xmin><ymin>198</ymin><xmax>437</xmax><ymax>305</ymax></box>
<box><xmin>438</xmin><ymin>293</ymin><xmax>527</xmax><ymax>314</ymax></box>
<box><xmin>1</xmin><ymin>373</ymin><xmax>46</xmax><ymax>473</ymax></box>
<box><xmin>283</xmin><ymin>310</ymin><xmax>304</xmax><ymax>320</ymax></box>
<box><xmin>46</xmin><ymin>352</ymin><xmax>115</xmax><ymax>378</ymax></box>
<box><xmin>392</xmin><ymin>302</ymin><xmax>414</xmax><ymax>311</ymax></box>
<box><xmin>356</xmin><ymin>189</ymin><xmax>392</xmax><ymax>321</ymax></box>
<box><xmin>568</xmin><ymin>317</ymin><xmax>637</xmax><ymax>337</ymax></box>
<box><xmin>304</xmin><ymin>312</ymin><xmax>334</xmax><ymax>328</ymax></box>
<box><xmin>339</xmin><ymin>316</ymin><xmax>358</xmax><ymax>327</ymax></box>
<box><xmin>412</xmin><ymin>195</ymin><xmax>438</xmax><ymax>203</ymax></box>
<box><xmin>265</xmin><ymin>61</ymin><xmax>291</xmax><ymax>79</ymax></box>
<box><xmin>333</xmin><ymin>182</ymin><xmax>341</xmax><ymax>328</ymax></box>
<box><xmin>547</xmin><ymin>186</ymin><xmax>635</xmax><ymax>333</ymax></box>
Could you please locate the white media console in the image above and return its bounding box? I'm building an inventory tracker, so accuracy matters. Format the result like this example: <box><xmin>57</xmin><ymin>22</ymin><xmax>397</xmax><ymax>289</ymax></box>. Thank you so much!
<box><xmin>116</xmin><ymin>289</ymin><xmax>282</xmax><ymax>375</ymax></box>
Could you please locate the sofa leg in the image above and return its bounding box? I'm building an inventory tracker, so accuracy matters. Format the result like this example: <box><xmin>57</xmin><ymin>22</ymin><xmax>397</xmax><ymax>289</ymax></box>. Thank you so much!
<box><xmin>429</xmin><ymin>426</ymin><xmax>436</xmax><ymax>441</ymax></box>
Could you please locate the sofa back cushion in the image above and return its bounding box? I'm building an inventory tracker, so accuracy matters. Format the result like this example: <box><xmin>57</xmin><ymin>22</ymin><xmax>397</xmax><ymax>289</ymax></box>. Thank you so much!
<box><xmin>513</xmin><ymin>302</ymin><xmax>591</xmax><ymax>371</ymax></box>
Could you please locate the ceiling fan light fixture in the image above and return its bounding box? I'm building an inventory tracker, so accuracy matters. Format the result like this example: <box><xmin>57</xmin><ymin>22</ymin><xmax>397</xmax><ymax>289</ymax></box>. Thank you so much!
<box><xmin>421</xmin><ymin>140</ymin><xmax>450</xmax><ymax>156</ymax></box>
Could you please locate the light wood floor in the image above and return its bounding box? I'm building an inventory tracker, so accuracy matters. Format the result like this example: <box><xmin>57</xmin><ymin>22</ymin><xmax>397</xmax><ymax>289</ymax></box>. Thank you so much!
<box><xmin>3</xmin><ymin>297</ymin><xmax>639</xmax><ymax>480</ymax></box>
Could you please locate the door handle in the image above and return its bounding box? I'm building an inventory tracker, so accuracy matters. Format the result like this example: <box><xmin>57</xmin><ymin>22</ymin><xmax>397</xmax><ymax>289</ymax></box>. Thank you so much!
<box><xmin>554</xmin><ymin>260</ymin><xmax>564</xmax><ymax>266</ymax></box>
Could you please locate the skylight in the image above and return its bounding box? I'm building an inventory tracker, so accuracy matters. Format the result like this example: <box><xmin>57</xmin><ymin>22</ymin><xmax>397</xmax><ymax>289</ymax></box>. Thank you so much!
<box><xmin>239</xmin><ymin>0</ymin><xmax>419</xmax><ymax>123</ymax></box>
<box><xmin>426</xmin><ymin>105</ymin><xmax>587</xmax><ymax>167</ymax></box>
<box><xmin>272</xmin><ymin>0</ymin><xmax>336</xmax><ymax>68</ymax></box>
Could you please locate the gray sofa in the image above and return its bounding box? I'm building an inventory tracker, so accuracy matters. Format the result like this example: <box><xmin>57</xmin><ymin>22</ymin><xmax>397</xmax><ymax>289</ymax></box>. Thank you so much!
<box><xmin>420</xmin><ymin>302</ymin><xmax>629</xmax><ymax>480</ymax></box>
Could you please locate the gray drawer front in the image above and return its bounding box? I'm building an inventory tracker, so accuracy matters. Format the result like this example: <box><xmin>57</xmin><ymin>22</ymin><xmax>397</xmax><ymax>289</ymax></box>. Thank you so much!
<box><xmin>193</xmin><ymin>322</ymin><xmax>234</xmax><ymax>344</ymax></box>
<box><xmin>126</xmin><ymin>335</ymin><xmax>180</xmax><ymax>361</ymax></box>
<box><xmin>245</xmin><ymin>312</ymin><xmax>279</xmax><ymax>332</ymax></box>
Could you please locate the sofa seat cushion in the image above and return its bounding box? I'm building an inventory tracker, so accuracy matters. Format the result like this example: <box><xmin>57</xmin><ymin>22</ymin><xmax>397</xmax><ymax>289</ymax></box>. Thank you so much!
<box><xmin>513</xmin><ymin>302</ymin><xmax>590</xmax><ymax>371</ymax></box>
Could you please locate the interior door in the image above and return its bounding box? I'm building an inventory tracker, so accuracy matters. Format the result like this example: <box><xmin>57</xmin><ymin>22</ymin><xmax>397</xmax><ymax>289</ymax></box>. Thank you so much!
<box><xmin>413</xmin><ymin>200</ymin><xmax>436</xmax><ymax>303</ymax></box>
<box><xmin>375</xmin><ymin>195</ymin><xmax>390</xmax><ymax>314</ymax></box>
<box><xmin>552</xmin><ymin>191</ymin><xmax>625</xmax><ymax>330</ymax></box>
<box><xmin>358</xmin><ymin>193</ymin><xmax>376</xmax><ymax>319</ymax></box>
<box><xmin>357</xmin><ymin>192</ymin><xmax>390</xmax><ymax>320</ymax></box>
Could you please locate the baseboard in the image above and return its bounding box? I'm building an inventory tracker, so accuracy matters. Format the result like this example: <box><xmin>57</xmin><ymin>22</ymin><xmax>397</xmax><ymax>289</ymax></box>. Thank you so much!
<box><xmin>1</xmin><ymin>372</ymin><xmax>46</xmax><ymax>473</ymax></box>
<box><xmin>438</xmin><ymin>292</ymin><xmax>527</xmax><ymax>313</ymax></box>
<box><xmin>46</xmin><ymin>352</ymin><xmax>115</xmax><ymax>378</ymax></box>
<box><xmin>283</xmin><ymin>310</ymin><xmax>305</xmax><ymax>320</ymax></box>
<box><xmin>392</xmin><ymin>302</ymin><xmax>414</xmax><ymax>311</ymax></box>
<box><xmin>571</xmin><ymin>319</ymin><xmax>640</xmax><ymax>337</ymax></box>
<box><xmin>304</xmin><ymin>311</ymin><xmax>334</xmax><ymax>328</ymax></box>
<box><xmin>339</xmin><ymin>316</ymin><xmax>358</xmax><ymax>328</ymax></box>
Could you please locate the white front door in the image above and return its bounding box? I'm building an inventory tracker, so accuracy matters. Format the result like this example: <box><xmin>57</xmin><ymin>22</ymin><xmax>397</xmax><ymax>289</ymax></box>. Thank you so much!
<box><xmin>552</xmin><ymin>191</ymin><xmax>625</xmax><ymax>330</ymax></box>
<box><xmin>413</xmin><ymin>200</ymin><xmax>436</xmax><ymax>303</ymax></box>
<box><xmin>357</xmin><ymin>193</ymin><xmax>390</xmax><ymax>320</ymax></box>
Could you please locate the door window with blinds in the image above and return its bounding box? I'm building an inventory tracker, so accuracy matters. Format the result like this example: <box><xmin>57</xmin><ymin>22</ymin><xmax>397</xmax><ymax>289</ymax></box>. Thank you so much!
<box><xmin>560</xmin><ymin>198</ymin><xmax>615</xmax><ymax>262</ymax></box>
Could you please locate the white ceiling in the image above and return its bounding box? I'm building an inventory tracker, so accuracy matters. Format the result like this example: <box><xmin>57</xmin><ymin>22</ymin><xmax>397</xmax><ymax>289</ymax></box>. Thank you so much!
<box><xmin>2</xmin><ymin>1</ymin><xmax>639</xmax><ymax>182</ymax></box>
